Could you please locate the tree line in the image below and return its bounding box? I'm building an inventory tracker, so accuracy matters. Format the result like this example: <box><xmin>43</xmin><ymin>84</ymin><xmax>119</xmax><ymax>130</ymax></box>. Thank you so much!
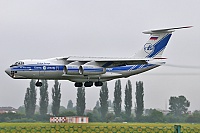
<box><xmin>1</xmin><ymin>79</ymin><xmax>199</xmax><ymax>123</ymax></box>
<box><xmin>24</xmin><ymin>79</ymin><xmax>61</xmax><ymax>117</ymax></box>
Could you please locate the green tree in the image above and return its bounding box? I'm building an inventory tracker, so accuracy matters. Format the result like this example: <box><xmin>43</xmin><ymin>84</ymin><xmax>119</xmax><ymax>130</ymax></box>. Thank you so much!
<box><xmin>106</xmin><ymin>113</ymin><xmax>115</xmax><ymax>122</ymax></box>
<box><xmin>113</xmin><ymin>80</ymin><xmax>122</xmax><ymax>117</ymax></box>
<box><xmin>59</xmin><ymin>106</ymin><xmax>67</xmax><ymax>114</ymax></box>
<box><xmin>95</xmin><ymin>101</ymin><xmax>100</xmax><ymax>109</ymax></box>
<box><xmin>90</xmin><ymin>101</ymin><xmax>101</xmax><ymax>122</ymax></box>
<box><xmin>108</xmin><ymin>100</ymin><xmax>112</xmax><ymax>107</ymax></box>
<box><xmin>24</xmin><ymin>79</ymin><xmax>37</xmax><ymax>117</ymax></box>
<box><xmin>39</xmin><ymin>80</ymin><xmax>49</xmax><ymax>116</ymax></box>
<box><xmin>99</xmin><ymin>82</ymin><xmax>109</xmax><ymax>121</ymax></box>
<box><xmin>147</xmin><ymin>109</ymin><xmax>164</xmax><ymax>122</ymax></box>
<box><xmin>59</xmin><ymin>110</ymin><xmax>76</xmax><ymax>117</ymax></box>
<box><xmin>67</xmin><ymin>100</ymin><xmax>73</xmax><ymax>110</ymax></box>
<box><xmin>17</xmin><ymin>105</ymin><xmax>25</xmax><ymax>114</ymax></box>
<box><xmin>91</xmin><ymin>107</ymin><xmax>101</xmax><ymax>122</ymax></box>
<box><xmin>169</xmin><ymin>95</ymin><xmax>190</xmax><ymax>117</ymax></box>
<box><xmin>124</xmin><ymin>80</ymin><xmax>132</xmax><ymax>121</ymax></box>
<box><xmin>186</xmin><ymin>110</ymin><xmax>200</xmax><ymax>123</ymax></box>
<box><xmin>76</xmin><ymin>87</ymin><xmax>85</xmax><ymax>116</ymax></box>
<box><xmin>135</xmin><ymin>81</ymin><xmax>144</xmax><ymax>120</ymax></box>
<box><xmin>52</xmin><ymin>80</ymin><xmax>61</xmax><ymax>116</ymax></box>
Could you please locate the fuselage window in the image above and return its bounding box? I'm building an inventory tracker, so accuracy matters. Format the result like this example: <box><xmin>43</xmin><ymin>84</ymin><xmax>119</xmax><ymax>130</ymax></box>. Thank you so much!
<box><xmin>10</xmin><ymin>61</ymin><xmax>24</xmax><ymax>67</ymax></box>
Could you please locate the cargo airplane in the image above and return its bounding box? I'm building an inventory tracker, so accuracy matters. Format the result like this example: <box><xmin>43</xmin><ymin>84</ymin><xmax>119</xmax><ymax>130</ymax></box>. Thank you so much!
<box><xmin>5</xmin><ymin>26</ymin><xmax>192</xmax><ymax>87</ymax></box>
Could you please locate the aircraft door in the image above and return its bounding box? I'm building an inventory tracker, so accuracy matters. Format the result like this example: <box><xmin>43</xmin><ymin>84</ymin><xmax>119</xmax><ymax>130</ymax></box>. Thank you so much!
<box><xmin>56</xmin><ymin>66</ymin><xmax>61</xmax><ymax>76</ymax></box>
<box><xmin>56</xmin><ymin>66</ymin><xmax>59</xmax><ymax>71</ymax></box>
<box><xmin>39</xmin><ymin>66</ymin><xmax>46</xmax><ymax>77</ymax></box>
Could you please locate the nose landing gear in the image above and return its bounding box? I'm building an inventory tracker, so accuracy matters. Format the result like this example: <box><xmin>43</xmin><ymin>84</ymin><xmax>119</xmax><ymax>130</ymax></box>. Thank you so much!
<box><xmin>35</xmin><ymin>80</ymin><xmax>42</xmax><ymax>87</ymax></box>
<box><xmin>11</xmin><ymin>71</ymin><xmax>15</xmax><ymax>78</ymax></box>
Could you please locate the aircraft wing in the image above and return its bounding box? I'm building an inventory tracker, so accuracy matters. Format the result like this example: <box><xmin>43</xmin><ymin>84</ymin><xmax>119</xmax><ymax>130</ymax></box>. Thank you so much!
<box><xmin>59</xmin><ymin>56</ymin><xmax>151</xmax><ymax>68</ymax></box>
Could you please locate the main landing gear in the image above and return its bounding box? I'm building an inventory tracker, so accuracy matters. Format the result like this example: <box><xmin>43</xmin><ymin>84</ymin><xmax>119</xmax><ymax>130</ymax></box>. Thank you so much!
<box><xmin>35</xmin><ymin>80</ymin><xmax>42</xmax><ymax>87</ymax></box>
<box><xmin>74</xmin><ymin>81</ymin><xmax>103</xmax><ymax>87</ymax></box>
<box><xmin>75</xmin><ymin>82</ymin><xmax>83</xmax><ymax>87</ymax></box>
<box><xmin>95</xmin><ymin>81</ymin><xmax>103</xmax><ymax>86</ymax></box>
<box><xmin>84</xmin><ymin>81</ymin><xmax>93</xmax><ymax>87</ymax></box>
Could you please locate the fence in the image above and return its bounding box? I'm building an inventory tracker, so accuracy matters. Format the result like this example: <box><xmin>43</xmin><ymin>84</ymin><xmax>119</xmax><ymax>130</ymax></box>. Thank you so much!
<box><xmin>0</xmin><ymin>124</ymin><xmax>200</xmax><ymax>133</ymax></box>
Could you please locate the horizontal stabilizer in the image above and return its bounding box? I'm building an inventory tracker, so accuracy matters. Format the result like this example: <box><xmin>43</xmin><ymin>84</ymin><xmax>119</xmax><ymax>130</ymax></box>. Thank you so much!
<box><xmin>143</xmin><ymin>26</ymin><xmax>192</xmax><ymax>34</ymax></box>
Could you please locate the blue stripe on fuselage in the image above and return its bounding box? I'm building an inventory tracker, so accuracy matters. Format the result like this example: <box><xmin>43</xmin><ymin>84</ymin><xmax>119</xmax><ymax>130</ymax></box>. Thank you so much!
<box><xmin>83</xmin><ymin>68</ymin><xmax>104</xmax><ymax>72</ymax></box>
<box><xmin>11</xmin><ymin>64</ymin><xmax>156</xmax><ymax>72</ymax></box>
<box><xmin>106</xmin><ymin>64</ymin><xmax>155</xmax><ymax>72</ymax></box>
<box><xmin>11</xmin><ymin>65</ymin><xmax>64</xmax><ymax>71</ymax></box>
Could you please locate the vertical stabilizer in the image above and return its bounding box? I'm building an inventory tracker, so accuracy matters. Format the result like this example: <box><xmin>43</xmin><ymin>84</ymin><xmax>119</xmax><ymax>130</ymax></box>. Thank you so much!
<box><xmin>133</xmin><ymin>26</ymin><xmax>192</xmax><ymax>58</ymax></box>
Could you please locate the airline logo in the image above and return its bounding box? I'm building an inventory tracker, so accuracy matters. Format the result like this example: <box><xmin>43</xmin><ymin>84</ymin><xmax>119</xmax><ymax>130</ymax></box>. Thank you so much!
<box><xmin>144</xmin><ymin>43</ymin><xmax>154</xmax><ymax>54</ymax></box>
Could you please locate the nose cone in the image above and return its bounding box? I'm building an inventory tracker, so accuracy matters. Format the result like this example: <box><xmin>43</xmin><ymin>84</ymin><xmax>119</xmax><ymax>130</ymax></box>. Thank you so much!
<box><xmin>5</xmin><ymin>68</ymin><xmax>11</xmax><ymax>76</ymax></box>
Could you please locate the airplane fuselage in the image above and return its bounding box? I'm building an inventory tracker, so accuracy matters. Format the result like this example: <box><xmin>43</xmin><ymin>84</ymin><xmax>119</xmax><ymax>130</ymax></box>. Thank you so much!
<box><xmin>6</xmin><ymin>58</ymin><xmax>159</xmax><ymax>83</ymax></box>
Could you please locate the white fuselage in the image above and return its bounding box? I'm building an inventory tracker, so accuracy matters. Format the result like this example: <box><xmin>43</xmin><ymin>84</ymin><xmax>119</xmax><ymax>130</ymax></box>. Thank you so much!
<box><xmin>5</xmin><ymin>58</ymin><xmax>159</xmax><ymax>83</ymax></box>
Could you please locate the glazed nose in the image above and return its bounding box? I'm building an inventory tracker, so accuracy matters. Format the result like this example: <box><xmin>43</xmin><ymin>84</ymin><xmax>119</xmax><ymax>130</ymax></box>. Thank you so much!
<box><xmin>5</xmin><ymin>68</ymin><xmax>11</xmax><ymax>76</ymax></box>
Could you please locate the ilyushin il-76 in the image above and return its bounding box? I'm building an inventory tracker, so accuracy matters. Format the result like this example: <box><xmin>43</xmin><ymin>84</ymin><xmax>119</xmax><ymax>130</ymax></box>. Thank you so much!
<box><xmin>5</xmin><ymin>26</ymin><xmax>192</xmax><ymax>87</ymax></box>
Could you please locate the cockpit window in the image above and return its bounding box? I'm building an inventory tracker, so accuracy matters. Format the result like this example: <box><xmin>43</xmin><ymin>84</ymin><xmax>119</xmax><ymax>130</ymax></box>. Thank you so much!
<box><xmin>10</xmin><ymin>61</ymin><xmax>24</xmax><ymax>67</ymax></box>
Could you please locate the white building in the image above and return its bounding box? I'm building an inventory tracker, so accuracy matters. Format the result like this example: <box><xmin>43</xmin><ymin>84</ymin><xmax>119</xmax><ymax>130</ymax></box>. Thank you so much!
<box><xmin>50</xmin><ymin>116</ymin><xmax>89</xmax><ymax>123</ymax></box>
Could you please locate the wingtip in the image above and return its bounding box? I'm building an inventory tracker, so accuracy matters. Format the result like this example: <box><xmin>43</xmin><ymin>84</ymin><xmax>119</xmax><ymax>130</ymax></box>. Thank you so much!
<box><xmin>174</xmin><ymin>25</ymin><xmax>193</xmax><ymax>29</ymax></box>
<box><xmin>184</xmin><ymin>26</ymin><xmax>193</xmax><ymax>28</ymax></box>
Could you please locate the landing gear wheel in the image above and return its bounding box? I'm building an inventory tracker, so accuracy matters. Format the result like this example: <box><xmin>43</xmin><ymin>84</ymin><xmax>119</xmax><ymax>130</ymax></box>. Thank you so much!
<box><xmin>75</xmin><ymin>82</ymin><xmax>83</xmax><ymax>87</ymax></box>
<box><xmin>95</xmin><ymin>81</ymin><xmax>103</xmax><ymax>87</ymax></box>
<box><xmin>84</xmin><ymin>81</ymin><xmax>93</xmax><ymax>87</ymax></box>
<box><xmin>35</xmin><ymin>80</ymin><xmax>42</xmax><ymax>87</ymax></box>
<box><xmin>11</xmin><ymin>71</ymin><xmax>15</xmax><ymax>78</ymax></box>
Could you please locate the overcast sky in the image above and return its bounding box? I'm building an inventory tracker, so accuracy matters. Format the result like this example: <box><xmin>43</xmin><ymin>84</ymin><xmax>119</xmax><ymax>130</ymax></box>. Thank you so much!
<box><xmin>0</xmin><ymin>0</ymin><xmax>200</xmax><ymax>111</ymax></box>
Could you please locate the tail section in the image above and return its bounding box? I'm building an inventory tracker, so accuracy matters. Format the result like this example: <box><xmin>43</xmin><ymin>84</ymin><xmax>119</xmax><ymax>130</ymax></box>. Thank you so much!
<box><xmin>134</xmin><ymin>26</ymin><xmax>192</xmax><ymax>58</ymax></box>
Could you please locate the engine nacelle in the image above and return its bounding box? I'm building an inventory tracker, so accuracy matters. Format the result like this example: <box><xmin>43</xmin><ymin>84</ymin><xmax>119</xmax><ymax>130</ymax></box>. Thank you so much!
<box><xmin>79</xmin><ymin>65</ymin><xmax>106</xmax><ymax>75</ymax></box>
<box><xmin>63</xmin><ymin>65</ymin><xmax>80</xmax><ymax>75</ymax></box>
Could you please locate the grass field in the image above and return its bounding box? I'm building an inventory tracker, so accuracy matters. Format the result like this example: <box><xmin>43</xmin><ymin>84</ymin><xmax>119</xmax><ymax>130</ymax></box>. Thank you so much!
<box><xmin>0</xmin><ymin>123</ymin><xmax>200</xmax><ymax>133</ymax></box>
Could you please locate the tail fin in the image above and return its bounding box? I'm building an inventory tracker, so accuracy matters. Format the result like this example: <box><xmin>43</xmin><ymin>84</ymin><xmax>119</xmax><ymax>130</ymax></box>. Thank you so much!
<box><xmin>134</xmin><ymin>26</ymin><xmax>192</xmax><ymax>58</ymax></box>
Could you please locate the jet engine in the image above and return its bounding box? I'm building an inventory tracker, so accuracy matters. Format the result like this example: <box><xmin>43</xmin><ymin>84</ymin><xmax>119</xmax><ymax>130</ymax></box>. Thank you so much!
<box><xmin>79</xmin><ymin>65</ymin><xmax>106</xmax><ymax>75</ymax></box>
<box><xmin>63</xmin><ymin>65</ymin><xmax>80</xmax><ymax>75</ymax></box>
